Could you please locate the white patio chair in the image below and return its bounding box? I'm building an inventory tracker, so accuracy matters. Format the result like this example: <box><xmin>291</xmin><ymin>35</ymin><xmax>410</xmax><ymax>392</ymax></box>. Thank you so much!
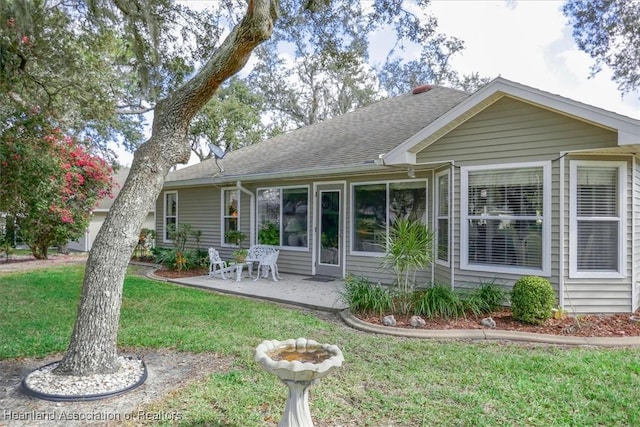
<box><xmin>208</xmin><ymin>247</ymin><xmax>228</xmax><ymax>279</ymax></box>
<box><xmin>253</xmin><ymin>249</ymin><xmax>281</xmax><ymax>282</ymax></box>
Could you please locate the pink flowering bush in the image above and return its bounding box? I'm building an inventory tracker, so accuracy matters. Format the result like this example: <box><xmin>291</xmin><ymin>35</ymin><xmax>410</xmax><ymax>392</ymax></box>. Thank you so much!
<box><xmin>0</xmin><ymin>113</ymin><xmax>114</xmax><ymax>259</ymax></box>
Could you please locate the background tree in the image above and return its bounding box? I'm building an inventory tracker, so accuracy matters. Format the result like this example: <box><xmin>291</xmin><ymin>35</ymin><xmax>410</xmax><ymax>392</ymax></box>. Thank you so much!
<box><xmin>563</xmin><ymin>0</ymin><xmax>640</xmax><ymax>95</ymax></box>
<box><xmin>189</xmin><ymin>77</ymin><xmax>271</xmax><ymax>160</ymax></box>
<box><xmin>0</xmin><ymin>0</ymin><xmax>225</xmax><ymax>160</ymax></box>
<box><xmin>0</xmin><ymin>0</ymin><xmax>145</xmax><ymax>158</ymax></box>
<box><xmin>0</xmin><ymin>111</ymin><xmax>114</xmax><ymax>259</ymax></box>
<box><xmin>246</xmin><ymin>0</ymin><xmax>489</xmax><ymax>131</ymax></box>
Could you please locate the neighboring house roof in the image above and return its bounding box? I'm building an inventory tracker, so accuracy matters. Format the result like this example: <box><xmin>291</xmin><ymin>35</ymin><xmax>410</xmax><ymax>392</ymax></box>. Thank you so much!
<box><xmin>95</xmin><ymin>167</ymin><xmax>155</xmax><ymax>213</ymax></box>
<box><xmin>165</xmin><ymin>84</ymin><xmax>470</xmax><ymax>186</ymax></box>
<box><xmin>165</xmin><ymin>77</ymin><xmax>639</xmax><ymax>187</ymax></box>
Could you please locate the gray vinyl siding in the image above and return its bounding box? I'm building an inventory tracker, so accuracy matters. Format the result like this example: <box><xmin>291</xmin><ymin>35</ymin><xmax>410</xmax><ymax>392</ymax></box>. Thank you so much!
<box><xmin>157</xmin><ymin>184</ymin><xmax>314</xmax><ymax>276</ymax></box>
<box><xmin>634</xmin><ymin>158</ymin><xmax>640</xmax><ymax>311</ymax></box>
<box><xmin>562</xmin><ymin>154</ymin><xmax>634</xmax><ymax>313</ymax></box>
<box><xmin>416</xmin><ymin>97</ymin><xmax>626</xmax><ymax>311</ymax></box>
<box><xmin>156</xmin><ymin>186</ymin><xmax>218</xmax><ymax>250</ymax></box>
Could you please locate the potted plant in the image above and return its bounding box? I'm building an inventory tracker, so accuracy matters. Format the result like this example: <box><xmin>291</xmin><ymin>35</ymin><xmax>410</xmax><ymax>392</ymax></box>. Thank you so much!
<box><xmin>232</xmin><ymin>248</ymin><xmax>249</xmax><ymax>263</ymax></box>
<box><xmin>225</xmin><ymin>230</ymin><xmax>246</xmax><ymax>246</ymax></box>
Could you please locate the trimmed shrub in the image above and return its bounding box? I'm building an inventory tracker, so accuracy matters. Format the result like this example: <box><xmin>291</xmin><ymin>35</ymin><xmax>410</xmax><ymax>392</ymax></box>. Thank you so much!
<box><xmin>510</xmin><ymin>276</ymin><xmax>556</xmax><ymax>325</ymax></box>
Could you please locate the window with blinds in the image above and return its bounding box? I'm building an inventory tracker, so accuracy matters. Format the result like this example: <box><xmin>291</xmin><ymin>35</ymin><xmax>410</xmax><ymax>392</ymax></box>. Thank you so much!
<box><xmin>464</xmin><ymin>165</ymin><xmax>544</xmax><ymax>270</ymax></box>
<box><xmin>571</xmin><ymin>163</ymin><xmax>624</xmax><ymax>275</ymax></box>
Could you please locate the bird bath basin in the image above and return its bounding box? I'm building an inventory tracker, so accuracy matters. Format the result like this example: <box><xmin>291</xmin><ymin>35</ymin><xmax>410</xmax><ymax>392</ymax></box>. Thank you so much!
<box><xmin>255</xmin><ymin>338</ymin><xmax>344</xmax><ymax>427</ymax></box>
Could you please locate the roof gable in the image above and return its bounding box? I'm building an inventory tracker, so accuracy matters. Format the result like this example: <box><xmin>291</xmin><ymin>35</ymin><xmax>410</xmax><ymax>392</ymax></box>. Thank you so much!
<box><xmin>383</xmin><ymin>77</ymin><xmax>640</xmax><ymax>165</ymax></box>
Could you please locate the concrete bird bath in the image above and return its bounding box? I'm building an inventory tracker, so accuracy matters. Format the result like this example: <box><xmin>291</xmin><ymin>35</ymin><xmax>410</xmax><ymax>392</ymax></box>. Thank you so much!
<box><xmin>255</xmin><ymin>338</ymin><xmax>344</xmax><ymax>427</ymax></box>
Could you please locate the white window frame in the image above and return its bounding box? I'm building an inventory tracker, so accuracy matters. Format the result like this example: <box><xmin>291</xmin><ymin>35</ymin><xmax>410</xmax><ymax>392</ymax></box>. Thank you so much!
<box><xmin>460</xmin><ymin>161</ymin><xmax>551</xmax><ymax>276</ymax></box>
<box><xmin>350</xmin><ymin>179</ymin><xmax>429</xmax><ymax>256</ymax></box>
<box><xmin>221</xmin><ymin>187</ymin><xmax>239</xmax><ymax>247</ymax></box>
<box><xmin>569</xmin><ymin>160</ymin><xmax>626</xmax><ymax>279</ymax></box>
<box><xmin>435</xmin><ymin>169</ymin><xmax>450</xmax><ymax>266</ymax></box>
<box><xmin>163</xmin><ymin>191</ymin><xmax>177</xmax><ymax>243</ymax></box>
<box><xmin>256</xmin><ymin>185</ymin><xmax>310</xmax><ymax>251</ymax></box>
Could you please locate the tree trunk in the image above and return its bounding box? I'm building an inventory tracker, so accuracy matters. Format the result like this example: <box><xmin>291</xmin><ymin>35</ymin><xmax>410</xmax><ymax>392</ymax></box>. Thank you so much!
<box><xmin>55</xmin><ymin>0</ymin><xmax>277</xmax><ymax>376</ymax></box>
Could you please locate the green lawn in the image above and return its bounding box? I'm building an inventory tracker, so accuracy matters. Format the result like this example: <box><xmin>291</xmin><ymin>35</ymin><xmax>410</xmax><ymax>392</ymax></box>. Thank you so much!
<box><xmin>1</xmin><ymin>265</ymin><xmax>639</xmax><ymax>426</ymax></box>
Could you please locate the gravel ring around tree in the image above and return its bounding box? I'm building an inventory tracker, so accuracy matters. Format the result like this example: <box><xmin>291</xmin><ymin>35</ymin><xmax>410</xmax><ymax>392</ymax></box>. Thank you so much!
<box><xmin>0</xmin><ymin>350</ymin><xmax>233</xmax><ymax>427</ymax></box>
<box><xmin>0</xmin><ymin>256</ymin><xmax>234</xmax><ymax>426</ymax></box>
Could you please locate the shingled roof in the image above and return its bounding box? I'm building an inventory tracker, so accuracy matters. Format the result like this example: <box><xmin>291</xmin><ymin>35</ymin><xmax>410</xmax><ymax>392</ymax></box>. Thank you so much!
<box><xmin>165</xmin><ymin>84</ymin><xmax>470</xmax><ymax>186</ymax></box>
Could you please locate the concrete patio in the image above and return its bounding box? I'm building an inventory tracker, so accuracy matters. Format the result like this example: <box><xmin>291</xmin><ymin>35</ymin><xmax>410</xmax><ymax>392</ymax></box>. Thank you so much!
<box><xmin>154</xmin><ymin>271</ymin><xmax>348</xmax><ymax>312</ymax></box>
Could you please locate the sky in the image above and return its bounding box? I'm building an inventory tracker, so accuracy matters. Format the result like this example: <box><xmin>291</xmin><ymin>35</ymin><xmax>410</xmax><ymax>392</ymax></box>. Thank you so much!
<box><xmin>115</xmin><ymin>0</ymin><xmax>639</xmax><ymax>167</ymax></box>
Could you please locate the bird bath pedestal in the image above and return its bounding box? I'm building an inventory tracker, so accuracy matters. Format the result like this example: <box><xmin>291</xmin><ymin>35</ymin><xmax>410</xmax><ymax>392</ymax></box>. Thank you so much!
<box><xmin>255</xmin><ymin>338</ymin><xmax>344</xmax><ymax>427</ymax></box>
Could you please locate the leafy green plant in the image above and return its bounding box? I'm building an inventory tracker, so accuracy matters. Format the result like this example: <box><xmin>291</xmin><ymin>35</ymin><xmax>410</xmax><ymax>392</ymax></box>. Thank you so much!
<box><xmin>381</xmin><ymin>219</ymin><xmax>433</xmax><ymax>314</ymax></box>
<box><xmin>258</xmin><ymin>221</ymin><xmax>280</xmax><ymax>245</ymax></box>
<box><xmin>462</xmin><ymin>281</ymin><xmax>506</xmax><ymax>315</ymax></box>
<box><xmin>341</xmin><ymin>274</ymin><xmax>393</xmax><ymax>316</ymax></box>
<box><xmin>232</xmin><ymin>248</ymin><xmax>249</xmax><ymax>263</ymax></box>
<box><xmin>151</xmin><ymin>247</ymin><xmax>175</xmax><ymax>267</ymax></box>
<box><xmin>0</xmin><ymin>230</ymin><xmax>13</xmax><ymax>262</ymax></box>
<box><xmin>168</xmin><ymin>223</ymin><xmax>200</xmax><ymax>252</ymax></box>
<box><xmin>414</xmin><ymin>285</ymin><xmax>465</xmax><ymax>319</ymax></box>
<box><xmin>184</xmin><ymin>248</ymin><xmax>209</xmax><ymax>268</ymax></box>
<box><xmin>225</xmin><ymin>230</ymin><xmax>247</xmax><ymax>247</ymax></box>
<box><xmin>511</xmin><ymin>276</ymin><xmax>556</xmax><ymax>325</ymax></box>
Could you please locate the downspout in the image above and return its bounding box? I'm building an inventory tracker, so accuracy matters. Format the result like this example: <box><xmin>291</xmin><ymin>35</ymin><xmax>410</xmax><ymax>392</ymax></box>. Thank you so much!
<box><xmin>450</xmin><ymin>162</ymin><xmax>455</xmax><ymax>292</ymax></box>
<box><xmin>559</xmin><ymin>152</ymin><xmax>566</xmax><ymax>308</ymax></box>
<box><xmin>237</xmin><ymin>181</ymin><xmax>255</xmax><ymax>246</ymax></box>
<box><xmin>429</xmin><ymin>169</ymin><xmax>436</xmax><ymax>286</ymax></box>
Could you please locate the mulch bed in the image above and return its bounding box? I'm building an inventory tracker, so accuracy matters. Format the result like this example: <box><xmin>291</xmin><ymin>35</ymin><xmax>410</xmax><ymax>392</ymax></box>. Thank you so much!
<box><xmin>356</xmin><ymin>309</ymin><xmax>640</xmax><ymax>338</ymax></box>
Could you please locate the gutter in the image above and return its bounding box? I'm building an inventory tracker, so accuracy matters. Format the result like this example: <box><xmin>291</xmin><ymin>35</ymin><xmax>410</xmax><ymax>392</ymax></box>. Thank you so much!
<box><xmin>163</xmin><ymin>163</ymin><xmax>390</xmax><ymax>189</ymax></box>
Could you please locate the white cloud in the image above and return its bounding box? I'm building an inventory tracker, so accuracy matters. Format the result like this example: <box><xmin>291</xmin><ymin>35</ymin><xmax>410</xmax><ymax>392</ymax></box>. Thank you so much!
<box><xmin>429</xmin><ymin>0</ymin><xmax>639</xmax><ymax>119</ymax></box>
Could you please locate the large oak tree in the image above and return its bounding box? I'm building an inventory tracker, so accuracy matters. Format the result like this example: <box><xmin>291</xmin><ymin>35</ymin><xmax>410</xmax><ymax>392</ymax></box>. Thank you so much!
<box><xmin>53</xmin><ymin>0</ymin><xmax>278</xmax><ymax>375</ymax></box>
<box><xmin>2</xmin><ymin>0</ymin><xmax>481</xmax><ymax>377</ymax></box>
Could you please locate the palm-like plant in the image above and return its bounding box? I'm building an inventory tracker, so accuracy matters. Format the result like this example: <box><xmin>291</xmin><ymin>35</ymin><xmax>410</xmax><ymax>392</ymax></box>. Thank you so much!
<box><xmin>381</xmin><ymin>219</ymin><xmax>434</xmax><ymax>297</ymax></box>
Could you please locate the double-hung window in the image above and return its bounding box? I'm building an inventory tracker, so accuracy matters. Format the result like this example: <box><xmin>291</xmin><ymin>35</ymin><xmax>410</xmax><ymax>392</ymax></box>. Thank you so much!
<box><xmin>257</xmin><ymin>186</ymin><xmax>309</xmax><ymax>248</ymax></box>
<box><xmin>436</xmin><ymin>170</ymin><xmax>450</xmax><ymax>265</ymax></box>
<box><xmin>222</xmin><ymin>188</ymin><xmax>239</xmax><ymax>245</ymax></box>
<box><xmin>163</xmin><ymin>191</ymin><xmax>177</xmax><ymax>242</ymax></box>
<box><xmin>570</xmin><ymin>161</ymin><xmax>626</xmax><ymax>278</ymax></box>
<box><xmin>352</xmin><ymin>180</ymin><xmax>427</xmax><ymax>254</ymax></box>
<box><xmin>461</xmin><ymin>162</ymin><xmax>549</xmax><ymax>274</ymax></box>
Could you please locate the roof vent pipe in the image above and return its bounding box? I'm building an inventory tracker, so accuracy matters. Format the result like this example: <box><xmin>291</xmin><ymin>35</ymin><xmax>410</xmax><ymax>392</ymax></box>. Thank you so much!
<box><xmin>412</xmin><ymin>84</ymin><xmax>432</xmax><ymax>94</ymax></box>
